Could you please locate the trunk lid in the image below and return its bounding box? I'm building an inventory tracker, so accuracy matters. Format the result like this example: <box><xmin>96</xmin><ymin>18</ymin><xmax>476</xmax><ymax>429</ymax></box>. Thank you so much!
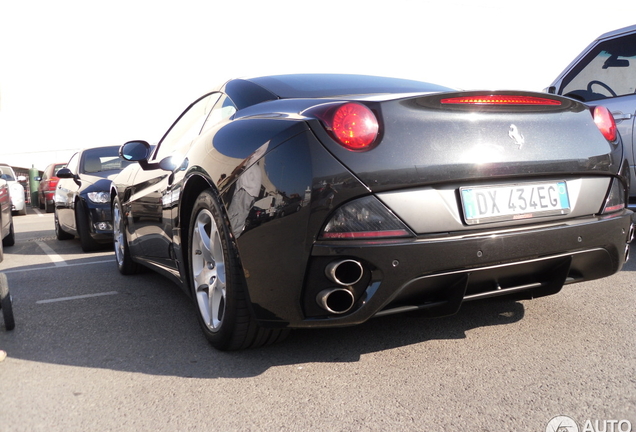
<box><xmin>311</xmin><ymin>91</ymin><xmax>622</xmax><ymax>192</ymax></box>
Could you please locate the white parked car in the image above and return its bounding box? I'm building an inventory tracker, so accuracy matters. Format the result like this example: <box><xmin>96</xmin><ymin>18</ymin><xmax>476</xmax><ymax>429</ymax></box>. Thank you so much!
<box><xmin>0</xmin><ymin>165</ymin><xmax>26</xmax><ymax>215</ymax></box>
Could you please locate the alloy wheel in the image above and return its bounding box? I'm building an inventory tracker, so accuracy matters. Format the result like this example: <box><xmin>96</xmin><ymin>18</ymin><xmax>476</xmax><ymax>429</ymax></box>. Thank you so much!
<box><xmin>191</xmin><ymin>208</ymin><xmax>226</xmax><ymax>332</ymax></box>
<box><xmin>113</xmin><ymin>202</ymin><xmax>125</xmax><ymax>267</ymax></box>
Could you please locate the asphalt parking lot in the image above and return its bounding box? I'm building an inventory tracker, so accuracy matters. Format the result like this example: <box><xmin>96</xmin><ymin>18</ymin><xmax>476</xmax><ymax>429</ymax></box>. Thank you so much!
<box><xmin>0</xmin><ymin>208</ymin><xmax>634</xmax><ymax>431</ymax></box>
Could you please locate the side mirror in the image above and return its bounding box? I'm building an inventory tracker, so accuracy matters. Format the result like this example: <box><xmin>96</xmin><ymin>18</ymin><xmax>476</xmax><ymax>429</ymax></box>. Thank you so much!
<box><xmin>56</xmin><ymin>168</ymin><xmax>75</xmax><ymax>179</ymax></box>
<box><xmin>120</xmin><ymin>140</ymin><xmax>151</xmax><ymax>162</ymax></box>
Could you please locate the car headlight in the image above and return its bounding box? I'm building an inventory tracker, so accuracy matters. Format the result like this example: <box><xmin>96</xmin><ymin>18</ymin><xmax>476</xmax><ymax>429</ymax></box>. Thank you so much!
<box><xmin>87</xmin><ymin>191</ymin><xmax>110</xmax><ymax>204</ymax></box>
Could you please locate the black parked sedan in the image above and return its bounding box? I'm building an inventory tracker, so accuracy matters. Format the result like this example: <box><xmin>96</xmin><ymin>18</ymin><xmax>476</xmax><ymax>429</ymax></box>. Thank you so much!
<box><xmin>56</xmin><ymin>145</ymin><xmax>134</xmax><ymax>252</ymax></box>
<box><xmin>111</xmin><ymin>74</ymin><xmax>634</xmax><ymax>350</ymax></box>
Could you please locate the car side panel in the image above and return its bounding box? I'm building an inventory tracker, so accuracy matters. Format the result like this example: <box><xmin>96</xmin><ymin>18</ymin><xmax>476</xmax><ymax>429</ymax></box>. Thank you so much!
<box><xmin>218</xmin><ymin>131</ymin><xmax>370</xmax><ymax>324</ymax></box>
<box><xmin>55</xmin><ymin>177</ymin><xmax>79</xmax><ymax>235</ymax></box>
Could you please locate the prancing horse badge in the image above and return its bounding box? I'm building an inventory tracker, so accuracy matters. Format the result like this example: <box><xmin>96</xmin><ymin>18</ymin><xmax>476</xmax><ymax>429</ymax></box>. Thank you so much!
<box><xmin>508</xmin><ymin>124</ymin><xmax>525</xmax><ymax>149</ymax></box>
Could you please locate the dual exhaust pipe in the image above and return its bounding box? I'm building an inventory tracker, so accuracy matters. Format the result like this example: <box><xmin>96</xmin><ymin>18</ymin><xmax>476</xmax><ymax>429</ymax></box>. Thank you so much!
<box><xmin>317</xmin><ymin>259</ymin><xmax>364</xmax><ymax>315</ymax></box>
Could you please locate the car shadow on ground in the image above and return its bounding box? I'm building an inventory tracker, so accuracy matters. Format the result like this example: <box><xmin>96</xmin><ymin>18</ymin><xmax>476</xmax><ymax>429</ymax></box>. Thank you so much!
<box><xmin>0</xmin><ymin>257</ymin><xmax>527</xmax><ymax>379</ymax></box>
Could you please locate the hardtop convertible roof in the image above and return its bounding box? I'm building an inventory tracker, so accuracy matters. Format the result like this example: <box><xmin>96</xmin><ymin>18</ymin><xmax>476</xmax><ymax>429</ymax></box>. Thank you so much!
<box><xmin>245</xmin><ymin>74</ymin><xmax>453</xmax><ymax>99</ymax></box>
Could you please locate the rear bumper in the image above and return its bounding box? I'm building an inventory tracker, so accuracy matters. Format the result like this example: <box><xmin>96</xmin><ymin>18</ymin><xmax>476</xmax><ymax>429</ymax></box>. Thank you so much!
<box><xmin>284</xmin><ymin>210</ymin><xmax>633</xmax><ymax>328</ymax></box>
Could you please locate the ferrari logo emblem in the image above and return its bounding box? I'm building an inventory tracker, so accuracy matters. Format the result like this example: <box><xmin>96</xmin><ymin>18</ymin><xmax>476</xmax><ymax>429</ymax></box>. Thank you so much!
<box><xmin>509</xmin><ymin>124</ymin><xmax>525</xmax><ymax>149</ymax></box>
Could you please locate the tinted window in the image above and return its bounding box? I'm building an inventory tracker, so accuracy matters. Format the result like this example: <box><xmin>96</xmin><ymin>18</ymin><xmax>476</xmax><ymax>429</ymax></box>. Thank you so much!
<box><xmin>154</xmin><ymin>93</ymin><xmax>220</xmax><ymax>161</ymax></box>
<box><xmin>560</xmin><ymin>33</ymin><xmax>636</xmax><ymax>101</ymax></box>
<box><xmin>201</xmin><ymin>94</ymin><xmax>237</xmax><ymax>133</ymax></box>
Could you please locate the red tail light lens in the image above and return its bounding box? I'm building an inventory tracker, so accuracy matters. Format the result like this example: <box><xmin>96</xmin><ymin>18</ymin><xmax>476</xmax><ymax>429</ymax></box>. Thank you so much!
<box><xmin>440</xmin><ymin>95</ymin><xmax>562</xmax><ymax>106</ymax></box>
<box><xmin>592</xmin><ymin>105</ymin><xmax>617</xmax><ymax>142</ymax></box>
<box><xmin>318</xmin><ymin>103</ymin><xmax>379</xmax><ymax>151</ymax></box>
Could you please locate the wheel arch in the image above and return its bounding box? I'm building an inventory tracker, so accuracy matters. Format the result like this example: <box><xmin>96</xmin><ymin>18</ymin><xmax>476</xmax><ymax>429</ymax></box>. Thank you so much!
<box><xmin>73</xmin><ymin>196</ymin><xmax>86</xmax><ymax>234</ymax></box>
<box><xmin>178</xmin><ymin>173</ymin><xmax>241</xmax><ymax>297</ymax></box>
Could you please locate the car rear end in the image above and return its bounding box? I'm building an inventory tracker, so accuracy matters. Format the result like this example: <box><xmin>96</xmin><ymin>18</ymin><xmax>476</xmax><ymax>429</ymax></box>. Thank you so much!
<box><xmin>41</xmin><ymin>163</ymin><xmax>66</xmax><ymax>211</ymax></box>
<box><xmin>298</xmin><ymin>91</ymin><xmax>633</xmax><ymax>325</ymax></box>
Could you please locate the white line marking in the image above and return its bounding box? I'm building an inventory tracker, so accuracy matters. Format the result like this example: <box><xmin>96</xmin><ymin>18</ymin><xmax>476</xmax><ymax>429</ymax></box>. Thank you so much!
<box><xmin>36</xmin><ymin>291</ymin><xmax>118</xmax><ymax>304</ymax></box>
<box><xmin>32</xmin><ymin>208</ymin><xmax>44</xmax><ymax>217</ymax></box>
<box><xmin>2</xmin><ymin>259</ymin><xmax>113</xmax><ymax>274</ymax></box>
<box><xmin>36</xmin><ymin>241</ymin><xmax>68</xmax><ymax>266</ymax></box>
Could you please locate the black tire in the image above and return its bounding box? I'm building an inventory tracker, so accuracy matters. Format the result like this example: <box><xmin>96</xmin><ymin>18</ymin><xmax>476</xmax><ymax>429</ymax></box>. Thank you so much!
<box><xmin>113</xmin><ymin>196</ymin><xmax>141</xmax><ymax>275</ymax></box>
<box><xmin>0</xmin><ymin>273</ymin><xmax>15</xmax><ymax>331</ymax></box>
<box><xmin>2</xmin><ymin>221</ymin><xmax>15</xmax><ymax>247</ymax></box>
<box><xmin>188</xmin><ymin>189</ymin><xmax>288</xmax><ymax>350</ymax></box>
<box><xmin>44</xmin><ymin>200</ymin><xmax>53</xmax><ymax>213</ymax></box>
<box><xmin>54</xmin><ymin>209</ymin><xmax>74</xmax><ymax>240</ymax></box>
<box><xmin>76</xmin><ymin>201</ymin><xmax>100</xmax><ymax>252</ymax></box>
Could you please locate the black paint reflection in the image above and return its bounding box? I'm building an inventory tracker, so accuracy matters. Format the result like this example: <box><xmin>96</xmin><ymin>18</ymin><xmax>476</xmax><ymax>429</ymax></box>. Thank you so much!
<box><xmin>228</xmin><ymin>138</ymin><xmax>313</xmax><ymax>237</ymax></box>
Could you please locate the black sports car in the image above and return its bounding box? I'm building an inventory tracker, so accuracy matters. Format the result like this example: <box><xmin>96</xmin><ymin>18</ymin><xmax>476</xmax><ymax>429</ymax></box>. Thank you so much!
<box><xmin>111</xmin><ymin>74</ymin><xmax>634</xmax><ymax>350</ymax></box>
<box><xmin>56</xmin><ymin>145</ymin><xmax>135</xmax><ymax>252</ymax></box>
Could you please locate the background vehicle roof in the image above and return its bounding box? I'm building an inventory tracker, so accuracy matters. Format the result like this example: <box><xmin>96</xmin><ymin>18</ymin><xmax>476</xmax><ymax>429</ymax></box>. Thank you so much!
<box><xmin>597</xmin><ymin>24</ymin><xmax>636</xmax><ymax>40</ymax></box>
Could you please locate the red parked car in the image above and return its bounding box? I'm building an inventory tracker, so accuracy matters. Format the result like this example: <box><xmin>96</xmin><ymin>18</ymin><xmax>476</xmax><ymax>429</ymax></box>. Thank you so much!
<box><xmin>37</xmin><ymin>162</ymin><xmax>66</xmax><ymax>213</ymax></box>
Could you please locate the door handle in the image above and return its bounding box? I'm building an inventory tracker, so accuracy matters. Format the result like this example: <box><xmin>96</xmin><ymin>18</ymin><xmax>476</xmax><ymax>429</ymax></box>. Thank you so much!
<box><xmin>612</xmin><ymin>112</ymin><xmax>633</xmax><ymax>122</ymax></box>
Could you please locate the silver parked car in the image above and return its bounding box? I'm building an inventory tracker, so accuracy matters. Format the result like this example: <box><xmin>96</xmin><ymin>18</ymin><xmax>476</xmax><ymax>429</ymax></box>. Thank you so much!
<box><xmin>0</xmin><ymin>165</ymin><xmax>26</xmax><ymax>216</ymax></box>
<box><xmin>547</xmin><ymin>24</ymin><xmax>636</xmax><ymax>207</ymax></box>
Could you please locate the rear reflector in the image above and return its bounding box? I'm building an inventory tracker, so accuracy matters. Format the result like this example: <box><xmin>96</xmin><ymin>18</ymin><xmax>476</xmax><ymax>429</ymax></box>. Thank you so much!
<box><xmin>321</xmin><ymin>230</ymin><xmax>411</xmax><ymax>239</ymax></box>
<box><xmin>440</xmin><ymin>95</ymin><xmax>562</xmax><ymax>106</ymax></box>
<box><xmin>601</xmin><ymin>178</ymin><xmax>625</xmax><ymax>214</ymax></box>
<box><xmin>320</xmin><ymin>196</ymin><xmax>413</xmax><ymax>240</ymax></box>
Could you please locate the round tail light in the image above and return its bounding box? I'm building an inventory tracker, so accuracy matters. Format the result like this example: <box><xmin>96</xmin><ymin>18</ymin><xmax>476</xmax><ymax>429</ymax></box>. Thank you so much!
<box><xmin>330</xmin><ymin>103</ymin><xmax>379</xmax><ymax>150</ymax></box>
<box><xmin>308</xmin><ymin>102</ymin><xmax>380</xmax><ymax>151</ymax></box>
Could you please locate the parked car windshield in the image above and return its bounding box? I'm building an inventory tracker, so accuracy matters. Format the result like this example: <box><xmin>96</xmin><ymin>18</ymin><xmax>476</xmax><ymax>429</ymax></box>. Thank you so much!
<box><xmin>560</xmin><ymin>33</ymin><xmax>636</xmax><ymax>101</ymax></box>
<box><xmin>80</xmin><ymin>146</ymin><xmax>133</xmax><ymax>174</ymax></box>
<box><xmin>0</xmin><ymin>166</ymin><xmax>16</xmax><ymax>181</ymax></box>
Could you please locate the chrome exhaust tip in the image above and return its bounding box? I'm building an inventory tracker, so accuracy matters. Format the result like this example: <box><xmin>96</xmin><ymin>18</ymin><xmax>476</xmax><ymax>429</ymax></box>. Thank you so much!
<box><xmin>316</xmin><ymin>288</ymin><xmax>355</xmax><ymax>314</ymax></box>
<box><xmin>325</xmin><ymin>259</ymin><xmax>364</xmax><ymax>286</ymax></box>
<box><xmin>625</xmin><ymin>244</ymin><xmax>630</xmax><ymax>262</ymax></box>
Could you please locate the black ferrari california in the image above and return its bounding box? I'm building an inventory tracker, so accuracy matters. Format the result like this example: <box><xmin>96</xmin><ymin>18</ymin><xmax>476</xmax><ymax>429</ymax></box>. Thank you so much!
<box><xmin>111</xmin><ymin>74</ymin><xmax>634</xmax><ymax>350</ymax></box>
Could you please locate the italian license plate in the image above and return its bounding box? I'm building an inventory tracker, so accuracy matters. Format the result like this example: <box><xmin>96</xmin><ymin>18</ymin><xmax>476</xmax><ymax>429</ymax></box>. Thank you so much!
<box><xmin>460</xmin><ymin>181</ymin><xmax>570</xmax><ymax>225</ymax></box>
